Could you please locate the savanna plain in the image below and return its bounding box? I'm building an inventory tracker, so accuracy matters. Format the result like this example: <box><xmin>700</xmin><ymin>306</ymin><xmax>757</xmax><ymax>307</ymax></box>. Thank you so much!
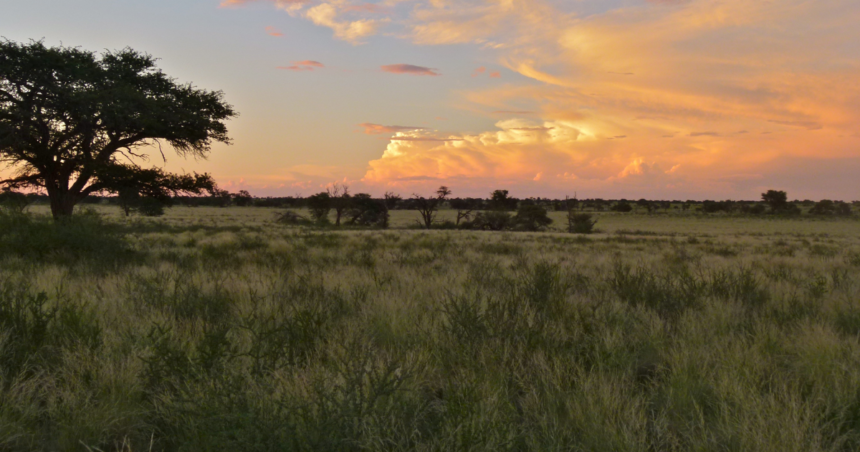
<box><xmin>2</xmin><ymin>206</ymin><xmax>860</xmax><ymax>451</ymax></box>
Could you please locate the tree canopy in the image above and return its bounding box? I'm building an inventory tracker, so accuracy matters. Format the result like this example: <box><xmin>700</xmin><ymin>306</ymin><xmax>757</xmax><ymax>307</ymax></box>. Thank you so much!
<box><xmin>0</xmin><ymin>40</ymin><xmax>236</xmax><ymax>218</ymax></box>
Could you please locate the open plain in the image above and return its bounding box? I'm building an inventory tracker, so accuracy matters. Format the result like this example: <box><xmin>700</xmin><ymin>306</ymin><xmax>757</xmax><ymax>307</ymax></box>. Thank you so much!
<box><xmin>2</xmin><ymin>206</ymin><xmax>860</xmax><ymax>451</ymax></box>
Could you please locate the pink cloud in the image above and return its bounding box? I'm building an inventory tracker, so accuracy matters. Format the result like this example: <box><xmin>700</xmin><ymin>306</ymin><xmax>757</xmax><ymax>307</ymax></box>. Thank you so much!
<box><xmin>472</xmin><ymin>66</ymin><xmax>486</xmax><ymax>77</ymax></box>
<box><xmin>489</xmin><ymin>71</ymin><xmax>501</xmax><ymax>78</ymax></box>
<box><xmin>359</xmin><ymin>123</ymin><xmax>426</xmax><ymax>135</ymax></box>
<box><xmin>277</xmin><ymin>60</ymin><xmax>325</xmax><ymax>71</ymax></box>
<box><xmin>381</xmin><ymin>64</ymin><xmax>440</xmax><ymax>76</ymax></box>
<box><xmin>265</xmin><ymin>26</ymin><xmax>283</xmax><ymax>37</ymax></box>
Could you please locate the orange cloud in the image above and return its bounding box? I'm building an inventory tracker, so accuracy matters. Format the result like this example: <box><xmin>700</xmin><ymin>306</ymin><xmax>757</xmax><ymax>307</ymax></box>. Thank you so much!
<box><xmin>381</xmin><ymin>64</ymin><xmax>440</xmax><ymax>76</ymax></box>
<box><xmin>277</xmin><ymin>60</ymin><xmax>324</xmax><ymax>71</ymax></box>
<box><xmin>489</xmin><ymin>71</ymin><xmax>501</xmax><ymax>78</ymax></box>
<box><xmin>472</xmin><ymin>66</ymin><xmax>486</xmax><ymax>77</ymax></box>
<box><xmin>358</xmin><ymin>123</ymin><xmax>426</xmax><ymax>134</ymax></box>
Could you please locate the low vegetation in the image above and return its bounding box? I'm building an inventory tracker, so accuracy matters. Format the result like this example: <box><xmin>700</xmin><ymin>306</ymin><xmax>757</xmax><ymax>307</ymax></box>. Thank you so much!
<box><xmin>1</xmin><ymin>205</ymin><xmax>859</xmax><ymax>451</ymax></box>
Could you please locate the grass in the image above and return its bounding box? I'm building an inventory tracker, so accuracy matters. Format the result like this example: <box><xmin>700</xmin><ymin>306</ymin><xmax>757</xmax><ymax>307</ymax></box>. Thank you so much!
<box><xmin>1</xmin><ymin>206</ymin><xmax>859</xmax><ymax>451</ymax></box>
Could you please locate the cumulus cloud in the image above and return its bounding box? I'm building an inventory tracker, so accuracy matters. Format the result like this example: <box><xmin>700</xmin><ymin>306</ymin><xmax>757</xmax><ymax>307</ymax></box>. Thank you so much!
<box><xmin>225</xmin><ymin>0</ymin><xmax>860</xmax><ymax>198</ymax></box>
<box><xmin>381</xmin><ymin>64</ymin><xmax>440</xmax><ymax>76</ymax></box>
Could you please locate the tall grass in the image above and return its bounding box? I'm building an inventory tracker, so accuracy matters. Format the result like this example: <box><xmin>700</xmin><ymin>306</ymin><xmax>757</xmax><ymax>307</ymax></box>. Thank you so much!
<box><xmin>0</xmin><ymin>210</ymin><xmax>859</xmax><ymax>450</ymax></box>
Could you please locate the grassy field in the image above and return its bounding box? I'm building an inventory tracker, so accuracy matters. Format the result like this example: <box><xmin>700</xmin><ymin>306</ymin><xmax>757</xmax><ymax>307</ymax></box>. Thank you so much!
<box><xmin>2</xmin><ymin>206</ymin><xmax>860</xmax><ymax>451</ymax></box>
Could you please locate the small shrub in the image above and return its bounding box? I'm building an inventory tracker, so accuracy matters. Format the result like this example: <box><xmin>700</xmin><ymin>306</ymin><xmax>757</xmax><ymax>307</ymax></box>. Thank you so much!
<box><xmin>472</xmin><ymin>211</ymin><xmax>512</xmax><ymax>231</ymax></box>
<box><xmin>275</xmin><ymin>210</ymin><xmax>311</xmax><ymax>226</ymax></box>
<box><xmin>0</xmin><ymin>190</ymin><xmax>31</xmax><ymax>214</ymax></box>
<box><xmin>0</xmin><ymin>210</ymin><xmax>131</xmax><ymax>264</ymax></box>
<box><xmin>568</xmin><ymin>213</ymin><xmax>597</xmax><ymax>234</ymax></box>
<box><xmin>611</xmin><ymin>201</ymin><xmax>633</xmax><ymax>212</ymax></box>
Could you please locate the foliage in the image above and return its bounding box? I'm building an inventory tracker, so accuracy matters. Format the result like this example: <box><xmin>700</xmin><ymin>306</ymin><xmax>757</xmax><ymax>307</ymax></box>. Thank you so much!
<box><xmin>275</xmin><ymin>211</ymin><xmax>311</xmax><ymax>226</ymax></box>
<box><xmin>345</xmin><ymin>193</ymin><xmax>389</xmax><ymax>228</ymax></box>
<box><xmin>0</xmin><ymin>189</ymin><xmax>29</xmax><ymax>214</ymax></box>
<box><xmin>0</xmin><ymin>40</ymin><xmax>235</xmax><ymax>218</ymax></box>
<box><xmin>0</xmin><ymin>210</ymin><xmax>131</xmax><ymax>263</ymax></box>
<box><xmin>611</xmin><ymin>200</ymin><xmax>633</xmax><ymax>212</ymax></box>
<box><xmin>513</xmin><ymin>203</ymin><xmax>553</xmax><ymax>231</ymax></box>
<box><xmin>488</xmin><ymin>189</ymin><xmax>518</xmax><ymax>211</ymax></box>
<box><xmin>413</xmin><ymin>185</ymin><xmax>451</xmax><ymax>229</ymax></box>
<box><xmin>232</xmin><ymin>190</ymin><xmax>253</xmax><ymax>207</ymax></box>
<box><xmin>306</xmin><ymin>192</ymin><xmax>331</xmax><ymax>224</ymax></box>
<box><xmin>810</xmin><ymin>200</ymin><xmax>852</xmax><ymax>216</ymax></box>
<box><xmin>471</xmin><ymin>210</ymin><xmax>512</xmax><ymax>230</ymax></box>
<box><xmin>568</xmin><ymin>213</ymin><xmax>597</xmax><ymax>234</ymax></box>
<box><xmin>762</xmin><ymin>189</ymin><xmax>789</xmax><ymax>213</ymax></box>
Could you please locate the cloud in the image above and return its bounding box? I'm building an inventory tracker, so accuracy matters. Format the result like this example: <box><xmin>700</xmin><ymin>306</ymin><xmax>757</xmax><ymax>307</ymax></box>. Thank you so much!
<box><xmin>277</xmin><ymin>60</ymin><xmax>325</xmax><ymax>71</ymax></box>
<box><xmin>472</xmin><ymin>66</ymin><xmax>486</xmax><ymax>77</ymax></box>
<box><xmin>226</xmin><ymin>0</ymin><xmax>860</xmax><ymax>198</ymax></box>
<box><xmin>358</xmin><ymin>123</ymin><xmax>426</xmax><ymax>134</ymax></box>
<box><xmin>265</xmin><ymin>26</ymin><xmax>284</xmax><ymax>37</ymax></box>
<box><xmin>489</xmin><ymin>71</ymin><xmax>501</xmax><ymax>78</ymax></box>
<box><xmin>381</xmin><ymin>64</ymin><xmax>441</xmax><ymax>76</ymax></box>
<box><xmin>305</xmin><ymin>2</ymin><xmax>388</xmax><ymax>44</ymax></box>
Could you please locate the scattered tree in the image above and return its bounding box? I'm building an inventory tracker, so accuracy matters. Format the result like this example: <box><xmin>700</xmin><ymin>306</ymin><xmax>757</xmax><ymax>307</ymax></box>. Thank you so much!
<box><xmin>306</xmin><ymin>192</ymin><xmax>331</xmax><ymax>224</ymax></box>
<box><xmin>513</xmin><ymin>203</ymin><xmax>553</xmax><ymax>231</ymax></box>
<box><xmin>472</xmin><ymin>211</ymin><xmax>512</xmax><ymax>231</ymax></box>
<box><xmin>488</xmin><ymin>189</ymin><xmax>518</xmax><ymax>211</ymax></box>
<box><xmin>0</xmin><ymin>40</ymin><xmax>235</xmax><ymax>219</ymax></box>
<box><xmin>761</xmin><ymin>190</ymin><xmax>788</xmax><ymax>213</ymax></box>
<box><xmin>346</xmin><ymin>193</ymin><xmax>388</xmax><ymax>227</ymax></box>
<box><xmin>413</xmin><ymin>185</ymin><xmax>451</xmax><ymax>229</ymax></box>
<box><xmin>328</xmin><ymin>183</ymin><xmax>351</xmax><ymax>226</ymax></box>
<box><xmin>232</xmin><ymin>190</ymin><xmax>253</xmax><ymax>207</ymax></box>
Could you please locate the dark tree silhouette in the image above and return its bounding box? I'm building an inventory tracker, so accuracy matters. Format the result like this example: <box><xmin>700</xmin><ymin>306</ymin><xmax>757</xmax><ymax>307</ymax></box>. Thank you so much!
<box><xmin>413</xmin><ymin>186</ymin><xmax>451</xmax><ymax>229</ymax></box>
<box><xmin>306</xmin><ymin>192</ymin><xmax>331</xmax><ymax>223</ymax></box>
<box><xmin>761</xmin><ymin>190</ymin><xmax>788</xmax><ymax>212</ymax></box>
<box><xmin>0</xmin><ymin>40</ymin><xmax>235</xmax><ymax>219</ymax></box>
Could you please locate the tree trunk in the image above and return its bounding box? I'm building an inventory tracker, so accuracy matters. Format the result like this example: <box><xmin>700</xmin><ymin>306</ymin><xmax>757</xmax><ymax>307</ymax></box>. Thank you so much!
<box><xmin>47</xmin><ymin>187</ymin><xmax>79</xmax><ymax>220</ymax></box>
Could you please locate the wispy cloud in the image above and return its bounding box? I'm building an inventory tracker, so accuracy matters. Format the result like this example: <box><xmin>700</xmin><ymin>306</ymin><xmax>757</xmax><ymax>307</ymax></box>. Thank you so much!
<box><xmin>472</xmin><ymin>66</ymin><xmax>486</xmax><ymax>77</ymax></box>
<box><xmin>358</xmin><ymin>123</ymin><xmax>426</xmax><ymax>135</ymax></box>
<box><xmin>381</xmin><ymin>64</ymin><xmax>440</xmax><ymax>76</ymax></box>
<box><xmin>265</xmin><ymin>26</ymin><xmax>284</xmax><ymax>37</ymax></box>
<box><xmin>277</xmin><ymin>60</ymin><xmax>325</xmax><ymax>71</ymax></box>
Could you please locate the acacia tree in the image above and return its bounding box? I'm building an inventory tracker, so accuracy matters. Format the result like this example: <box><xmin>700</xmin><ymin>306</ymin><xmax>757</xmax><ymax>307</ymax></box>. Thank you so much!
<box><xmin>0</xmin><ymin>40</ymin><xmax>235</xmax><ymax>219</ymax></box>
<box><xmin>413</xmin><ymin>185</ymin><xmax>451</xmax><ymax>229</ymax></box>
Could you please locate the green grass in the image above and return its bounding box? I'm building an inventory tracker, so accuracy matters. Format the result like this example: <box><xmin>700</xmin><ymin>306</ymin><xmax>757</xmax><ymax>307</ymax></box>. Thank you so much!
<box><xmin>1</xmin><ymin>207</ymin><xmax>860</xmax><ymax>451</ymax></box>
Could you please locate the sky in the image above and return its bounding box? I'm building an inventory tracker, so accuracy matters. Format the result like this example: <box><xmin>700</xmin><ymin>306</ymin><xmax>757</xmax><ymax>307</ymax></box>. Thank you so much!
<box><xmin>2</xmin><ymin>0</ymin><xmax>860</xmax><ymax>200</ymax></box>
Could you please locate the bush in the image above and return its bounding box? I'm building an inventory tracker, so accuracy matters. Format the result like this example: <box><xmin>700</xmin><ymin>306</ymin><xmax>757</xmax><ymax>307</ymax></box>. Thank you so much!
<box><xmin>306</xmin><ymin>192</ymin><xmax>331</xmax><ymax>223</ymax></box>
<box><xmin>513</xmin><ymin>204</ymin><xmax>553</xmax><ymax>231</ymax></box>
<box><xmin>611</xmin><ymin>201</ymin><xmax>633</xmax><ymax>212</ymax></box>
<box><xmin>275</xmin><ymin>211</ymin><xmax>312</xmax><ymax>226</ymax></box>
<box><xmin>0</xmin><ymin>210</ymin><xmax>131</xmax><ymax>264</ymax></box>
<box><xmin>0</xmin><ymin>190</ymin><xmax>30</xmax><ymax>214</ymax></box>
<box><xmin>810</xmin><ymin>200</ymin><xmax>852</xmax><ymax>216</ymax></box>
<box><xmin>472</xmin><ymin>211</ymin><xmax>512</xmax><ymax>231</ymax></box>
<box><xmin>568</xmin><ymin>213</ymin><xmax>597</xmax><ymax>234</ymax></box>
<box><xmin>345</xmin><ymin>194</ymin><xmax>389</xmax><ymax>228</ymax></box>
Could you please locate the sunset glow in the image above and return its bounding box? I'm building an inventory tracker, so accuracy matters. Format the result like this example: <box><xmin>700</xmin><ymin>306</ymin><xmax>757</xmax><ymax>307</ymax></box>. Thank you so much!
<box><xmin>4</xmin><ymin>0</ymin><xmax>859</xmax><ymax>199</ymax></box>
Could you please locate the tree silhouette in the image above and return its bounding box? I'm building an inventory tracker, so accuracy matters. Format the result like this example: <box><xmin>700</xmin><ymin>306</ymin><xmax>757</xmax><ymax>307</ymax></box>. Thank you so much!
<box><xmin>413</xmin><ymin>186</ymin><xmax>451</xmax><ymax>229</ymax></box>
<box><xmin>0</xmin><ymin>40</ymin><xmax>235</xmax><ymax>219</ymax></box>
<box><xmin>761</xmin><ymin>190</ymin><xmax>788</xmax><ymax>212</ymax></box>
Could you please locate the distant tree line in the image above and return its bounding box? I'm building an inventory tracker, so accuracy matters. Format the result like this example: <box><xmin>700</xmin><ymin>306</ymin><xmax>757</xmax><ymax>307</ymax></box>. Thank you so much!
<box><xmin>3</xmin><ymin>186</ymin><xmax>856</xmax><ymax>225</ymax></box>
